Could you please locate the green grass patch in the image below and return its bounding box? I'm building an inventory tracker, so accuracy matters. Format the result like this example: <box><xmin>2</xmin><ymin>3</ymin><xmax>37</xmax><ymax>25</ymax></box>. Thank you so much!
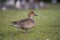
<box><xmin>0</xmin><ymin>4</ymin><xmax>60</xmax><ymax>40</ymax></box>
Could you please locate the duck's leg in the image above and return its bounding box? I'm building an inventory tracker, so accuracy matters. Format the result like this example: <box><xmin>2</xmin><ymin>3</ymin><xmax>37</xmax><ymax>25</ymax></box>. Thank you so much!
<box><xmin>23</xmin><ymin>28</ymin><xmax>29</xmax><ymax>34</ymax></box>
<box><xmin>26</xmin><ymin>29</ymin><xmax>29</xmax><ymax>33</ymax></box>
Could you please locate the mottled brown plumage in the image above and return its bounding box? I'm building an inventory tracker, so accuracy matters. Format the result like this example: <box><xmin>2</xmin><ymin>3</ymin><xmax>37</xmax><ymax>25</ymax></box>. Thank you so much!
<box><xmin>12</xmin><ymin>11</ymin><xmax>38</xmax><ymax>33</ymax></box>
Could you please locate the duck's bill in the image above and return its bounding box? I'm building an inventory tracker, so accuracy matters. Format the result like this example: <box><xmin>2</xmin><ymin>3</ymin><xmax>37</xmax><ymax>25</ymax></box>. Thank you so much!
<box><xmin>34</xmin><ymin>14</ymin><xmax>38</xmax><ymax>16</ymax></box>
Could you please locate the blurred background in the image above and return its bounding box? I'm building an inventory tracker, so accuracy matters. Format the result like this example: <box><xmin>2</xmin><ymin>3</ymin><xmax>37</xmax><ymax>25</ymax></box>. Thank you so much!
<box><xmin>0</xmin><ymin>0</ymin><xmax>60</xmax><ymax>10</ymax></box>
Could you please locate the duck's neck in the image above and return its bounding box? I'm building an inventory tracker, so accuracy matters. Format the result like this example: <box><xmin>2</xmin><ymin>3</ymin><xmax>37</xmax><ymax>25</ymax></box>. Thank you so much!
<box><xmin>28</xmin><ymin>16</ymin><xmax>33</xmax><ymax>19</ymax></box>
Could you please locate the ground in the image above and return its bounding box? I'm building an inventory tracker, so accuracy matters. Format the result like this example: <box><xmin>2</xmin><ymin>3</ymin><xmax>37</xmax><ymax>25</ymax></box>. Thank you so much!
<box><xmin>0</xmin><ymin>4</ymin><xmax>60</xmax><ymax>40</ymax></box>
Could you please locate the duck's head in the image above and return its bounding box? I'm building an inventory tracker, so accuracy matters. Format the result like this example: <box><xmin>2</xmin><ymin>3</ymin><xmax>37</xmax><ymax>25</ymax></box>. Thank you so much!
<box><xmin>28</xmin><ymin>11</ymin><xmax>38</xmax><ymax>19</ymax></box>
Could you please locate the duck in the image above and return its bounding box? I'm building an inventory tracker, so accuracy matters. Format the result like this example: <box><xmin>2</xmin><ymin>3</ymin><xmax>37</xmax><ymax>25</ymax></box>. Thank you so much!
<box><xmin>12</xmin><ymin>11</ymin><xmax>38</xmax><ymax>33</ymax></box>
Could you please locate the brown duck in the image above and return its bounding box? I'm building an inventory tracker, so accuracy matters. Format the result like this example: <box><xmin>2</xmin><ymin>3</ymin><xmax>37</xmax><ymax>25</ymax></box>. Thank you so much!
<box><xmin>12</xmin><ymin>11</ymin><xmax>38</xmax><ymax>33</ymax></box>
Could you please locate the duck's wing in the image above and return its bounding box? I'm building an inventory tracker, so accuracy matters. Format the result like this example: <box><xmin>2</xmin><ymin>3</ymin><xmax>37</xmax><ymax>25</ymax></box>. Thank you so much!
<box><xmin>19</xmin><ymin>18</ymin><xmax>35</xmax><ymax>28</ymax></box>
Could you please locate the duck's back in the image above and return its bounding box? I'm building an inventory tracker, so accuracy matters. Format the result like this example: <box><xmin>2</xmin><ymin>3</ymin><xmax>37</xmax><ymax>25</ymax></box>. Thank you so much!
<box><xmin>19</xmin><ymin>18</ymin><xmax>35</xmax><ymax>29</ymax></box>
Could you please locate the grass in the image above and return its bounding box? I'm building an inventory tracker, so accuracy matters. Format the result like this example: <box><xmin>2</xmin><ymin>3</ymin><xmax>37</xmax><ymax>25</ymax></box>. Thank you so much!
<box><xmin>0</xmin><ymin>4</ymin><xmax>60</xmax><ymax>40</ymax></box>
